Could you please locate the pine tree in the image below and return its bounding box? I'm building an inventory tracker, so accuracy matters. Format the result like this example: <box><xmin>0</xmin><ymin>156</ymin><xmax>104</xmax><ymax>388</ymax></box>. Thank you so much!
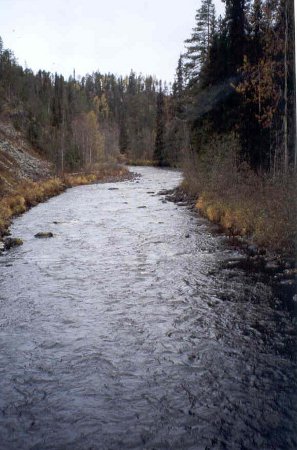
<box><xmin>276</xmin><ymin>0</ymin><xmax>295</xmax><ymax>171</ymax></box>
<box><xmin>154</xmin><ymin>90</ymin><xmax>166</xmax><ymax>166</ymax></box>
<box><xmin>248</xmin><ymin>0</ymin><xmax>264</xmax><ymax>62</ymax></box>
<box><xmin>51</xmin><ymin>74</ymin><xmax>67</xmax><ymax>172</ymax></box>
<box><xmin>119</xmin><ymin>121</ymin><xmax>129</xmax><ymax>154</ymax></box>
<box><xmin>184</xmin><ymin>0</ymin><xmax>216</xmax><ymax>84</ymax></box>
<box><xmin>172</xmin><ymin>55</ymin><xmax>185</xmax><ymax>115</ymax></box>
<box><xmin>199</xmin><ymin>15</ymin><xmax>229</xmax><ymax>86</ymax></box>
<box><xmin>224</xmin><ymin>0</ymin><xmax>247</xmax><ymax>73</ymax></box>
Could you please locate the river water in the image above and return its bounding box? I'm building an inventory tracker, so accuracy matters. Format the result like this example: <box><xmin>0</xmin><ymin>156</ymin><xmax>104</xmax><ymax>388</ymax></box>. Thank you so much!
<box><xmin>0</xmin><ymin>167</ymin><xmax>296</xmax><ymax>450</ymax></box>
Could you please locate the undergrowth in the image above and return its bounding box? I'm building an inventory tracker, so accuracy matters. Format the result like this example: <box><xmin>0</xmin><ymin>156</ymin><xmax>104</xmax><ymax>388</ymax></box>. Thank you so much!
<box><xmin>182</xmin><ymin>133</ymin><xmax>296</xmax><ymax>255</ymax></box>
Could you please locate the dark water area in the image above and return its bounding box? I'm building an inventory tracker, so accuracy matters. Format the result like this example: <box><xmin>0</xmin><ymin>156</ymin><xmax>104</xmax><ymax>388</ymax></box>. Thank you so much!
<box><xmin>0</xmin><ymin>167</ymin><xmax>296</xmax><ymax>449</ymax></box>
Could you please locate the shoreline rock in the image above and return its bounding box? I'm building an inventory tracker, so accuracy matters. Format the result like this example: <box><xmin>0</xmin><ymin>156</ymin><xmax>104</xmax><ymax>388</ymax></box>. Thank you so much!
<box><xmin>3</xmin><ymin>237</ymin><xmax>23</xmax><ymax>249</ymax></box>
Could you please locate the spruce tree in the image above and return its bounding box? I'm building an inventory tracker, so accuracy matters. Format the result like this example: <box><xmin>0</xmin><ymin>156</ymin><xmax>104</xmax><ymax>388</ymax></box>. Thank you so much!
<box><xmin>119</xmin><ymin>121</ymin><xmax>129</xmax><ymax>154</ymax></box>
<box><xmin>184</xmin><ymin>0</ymin><xmax>216</xmax><ymax>84</ymax></box>
<box><xmin>249</xmin><ymin>0</ymin><xmax>264</xmax><ymax>62</ymax></box>
<box><xmin>224</xmin><ymin>0</ymin><xmax>247</xmax><ymax>73</ymax></box>
<box><xmin>172</xmin><ymin>55</ymin><xmax>185</xmax><ymax>115</ymax></box>
<box><xmin>154</xmin><ymin>90</ymin><xmax>166</xmax><ymax>166</ymax></box>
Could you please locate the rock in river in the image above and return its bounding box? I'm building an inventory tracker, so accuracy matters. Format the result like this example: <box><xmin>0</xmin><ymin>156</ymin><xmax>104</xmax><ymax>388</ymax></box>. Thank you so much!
<box><xmin>3</xmin><ymin>237</ymin><xmax>23</xmax><ymax>249</ymax></box>
<box><xmin>34</xmin><ymin>232</ymin><xmax>54</xmax><ymax>239</ymax></box>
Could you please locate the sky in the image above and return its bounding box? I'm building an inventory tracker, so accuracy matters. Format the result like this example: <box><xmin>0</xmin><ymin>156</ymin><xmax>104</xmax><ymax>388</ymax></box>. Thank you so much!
<box><xmin>0</xmin><ymin>0</ymin><xmax>225</xmax><ymax>83</ymax></box>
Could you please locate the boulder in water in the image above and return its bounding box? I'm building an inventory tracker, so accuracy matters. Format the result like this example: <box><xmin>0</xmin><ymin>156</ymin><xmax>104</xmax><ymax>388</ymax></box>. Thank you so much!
<box><xmin>247</xmin><ymin>244</ymin><xmax>258</xmax><ymax>256</ymax></box>
<box><xmin>4</xmin><ymin>237</ymin><xmax>23</xmax><ymax>249</ymax></box>
<box><xmin>34</xmin><ymin>232</ymin><xmax>54</xmax><ymax>239</ymax></box>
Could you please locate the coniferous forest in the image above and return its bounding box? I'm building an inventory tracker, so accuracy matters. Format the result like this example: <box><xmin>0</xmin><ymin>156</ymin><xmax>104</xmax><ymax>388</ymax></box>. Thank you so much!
<box><xmin>0</xmin><ymin>0</ymin><xmax>296</xmax><ymax>252</ymax></box>
<box><xmin>178</xmin><ymin>0</ymin><xmax>295</xmax><ymax>173</ymax></box>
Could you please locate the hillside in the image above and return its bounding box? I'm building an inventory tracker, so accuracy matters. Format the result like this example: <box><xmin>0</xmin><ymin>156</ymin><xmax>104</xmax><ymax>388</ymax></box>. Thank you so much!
<box><xmin>0</xmin><ymin>117</ymin><xmax>131</xmax><ymax>244</ymax></box>
<box><xmin>0</xmin><ymin>119</ymin><xmax>52</xmax><ymax>197</ymax></box>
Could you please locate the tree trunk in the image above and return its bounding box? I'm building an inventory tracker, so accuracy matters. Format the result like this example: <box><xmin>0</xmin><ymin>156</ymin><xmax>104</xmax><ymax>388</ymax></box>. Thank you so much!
<box><xmin>283</xmin><ymin>0</ymin><xmax>288</xmax><ymax>172</ymax></box>
<box><xmin>293</xmin><ymin>0</ymin><xmax>297</xmax><ymax>170</ymax></box>
<box><xmin>61</xmin><ymin>113</ymin><xmax>65</xmax><ymax>174</ymax></box>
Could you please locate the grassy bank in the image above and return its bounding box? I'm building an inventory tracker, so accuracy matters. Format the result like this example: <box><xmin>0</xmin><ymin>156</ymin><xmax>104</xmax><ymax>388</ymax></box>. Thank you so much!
<box><xmin>182</xmin><ymin>135</ymin><xmax>296</xmax><ymax>256</ymax></box>
<box><xmin>0</xmin><ymin>164</ymin><xmax>130</xmax><ymax>239</ymax></box>
<box><xmin>126</xmin><ymin>159</ymin><xmax>155</xmax><ymax>166</ymax></box>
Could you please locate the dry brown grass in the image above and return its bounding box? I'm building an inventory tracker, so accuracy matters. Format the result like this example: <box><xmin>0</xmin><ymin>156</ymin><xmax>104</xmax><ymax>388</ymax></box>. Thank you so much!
<box><xmin>126</xmin><ymin>159</ymin><xmax>155</xmax><ymax>166</ymax></box>
<box><xmin>0</xmin><ymin>178</ymin><xmax>65</xmax><ymax>237</ymax></box>
<box><xmin>0</xmin><ymin>165</ymin><xmax>129</xmax><ymax>238</ymax></box>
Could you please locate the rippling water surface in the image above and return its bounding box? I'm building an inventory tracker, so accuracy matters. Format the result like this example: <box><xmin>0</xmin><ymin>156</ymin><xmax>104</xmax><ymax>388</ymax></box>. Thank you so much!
<box><xmin>0</xmin><ymin>167</ymin><xmax>296</xmax><ymax>449</ymax></box>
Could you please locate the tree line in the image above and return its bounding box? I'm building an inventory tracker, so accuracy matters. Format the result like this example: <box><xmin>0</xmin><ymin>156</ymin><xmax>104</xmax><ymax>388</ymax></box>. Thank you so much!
<box><xmin>0</xmin><ymin>37</ymin><xmax>168</xmax><ymax>171</ymax></box>
<box><xmin>0</xmin><ymin>0</ymin><xmax>295</xmax><ymax>175</ymax></box>
<box><xmin>164</xmin><ymin>0</ymin><xmax>295</xmax><ymax>174</ymax></box>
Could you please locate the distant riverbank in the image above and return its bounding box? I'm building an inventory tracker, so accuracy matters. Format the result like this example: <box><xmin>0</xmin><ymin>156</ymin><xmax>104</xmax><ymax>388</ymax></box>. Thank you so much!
<box><xmin>0</xmin><ymin>164</ymin><xmax>132</xmax><ymax>248</ymax></box>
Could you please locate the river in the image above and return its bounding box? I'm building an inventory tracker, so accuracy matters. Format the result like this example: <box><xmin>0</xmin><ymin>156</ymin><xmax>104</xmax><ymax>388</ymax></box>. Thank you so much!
<box><xmin>0</xmin><ymin>166</ymin><xmax>296</xmax><ymax>449</ymax></box>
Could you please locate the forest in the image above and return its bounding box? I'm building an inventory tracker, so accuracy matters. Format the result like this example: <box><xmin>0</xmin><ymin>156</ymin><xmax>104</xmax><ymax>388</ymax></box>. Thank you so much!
<box><xmin>172</xmin><ymin>0</ymin><xmax>296</xmax><ymax>254</ymax></box>
<box><xmin>0</xmin><ymin>0</ymin><xmax>295</xmax><ymax>253</ymax></box>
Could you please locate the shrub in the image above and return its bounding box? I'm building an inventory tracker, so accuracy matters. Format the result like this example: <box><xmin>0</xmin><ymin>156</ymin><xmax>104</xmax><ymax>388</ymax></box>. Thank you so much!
<box><xmin>183</xmin><ymin>133</ymin><xmax>296</xmax><ymax>255</ymax></box>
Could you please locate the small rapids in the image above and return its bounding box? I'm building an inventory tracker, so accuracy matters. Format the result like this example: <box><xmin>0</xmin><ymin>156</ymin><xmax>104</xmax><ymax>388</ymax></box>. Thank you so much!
<box><xmin>0</xmin><ymin>167</ymin><xmax>296</xmax><ymax>449</ymax></box>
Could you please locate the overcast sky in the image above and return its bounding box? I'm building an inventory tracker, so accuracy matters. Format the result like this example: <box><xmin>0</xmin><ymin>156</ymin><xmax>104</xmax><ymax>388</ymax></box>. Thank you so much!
<box><xmin>0</xmin><ymin>0</ymin><xmax>225</xmax><ymax>83</ymax></box>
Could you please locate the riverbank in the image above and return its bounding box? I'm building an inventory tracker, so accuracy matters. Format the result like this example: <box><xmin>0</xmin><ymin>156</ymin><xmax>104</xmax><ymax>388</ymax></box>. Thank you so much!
<box><xmin>0</xmin><ymin>119</ymin><xmax>134</xmax><ymax>248</ymax></box>
<box><xmin>179</xmin><ymin>136</ymin><xmax>296</xmax><ymax>260</ymax></box>
<box><xmin>0</xmin><ymin>164</ymin><xmax>132</xmax><ymax>246</ymax></box>
<box><xmin>164</xmin><ymin>184</ymin><xmax>296</xmax><ymax>292</ymax></box>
